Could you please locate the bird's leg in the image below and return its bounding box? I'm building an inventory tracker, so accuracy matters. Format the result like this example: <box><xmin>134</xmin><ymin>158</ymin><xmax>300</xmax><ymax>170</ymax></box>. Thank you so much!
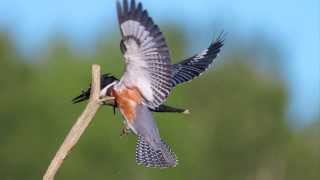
<box><xmin>113</xmin><ymin>101</ymin><xmax>118</xmax><ymax>115</ymax></box>
<box><xmin>120</xmin><ymin>121</ymin><xmax>131</xmax><ymax>136</ymax></box>
<box><xmin>113</xmin><ymin>106</ymin><xmax>117</xmax><ymax>115</ymax></box>
<box><xmin>120</xmin><ymin>126</ymin><xmax>131</xmax><ymax>137</ymax></box>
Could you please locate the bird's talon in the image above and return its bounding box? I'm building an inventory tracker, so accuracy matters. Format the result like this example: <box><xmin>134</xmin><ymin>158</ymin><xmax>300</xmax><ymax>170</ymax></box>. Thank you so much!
<box><xmin>120</xmin><ymin>127</ymin><xmax>131</xmax><ymax>137</ymax></box>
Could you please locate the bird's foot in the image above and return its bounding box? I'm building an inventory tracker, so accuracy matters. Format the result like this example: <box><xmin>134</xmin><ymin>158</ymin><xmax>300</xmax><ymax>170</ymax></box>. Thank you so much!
<box><xmin>120</xmin><ymin>126</ymin><xmax>131</xmax><ymax>137</ymax></box>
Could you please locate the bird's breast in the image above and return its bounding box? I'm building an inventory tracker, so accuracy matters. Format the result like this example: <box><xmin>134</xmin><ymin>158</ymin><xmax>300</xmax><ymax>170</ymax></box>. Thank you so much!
<box><xmin>111</xmin><ymin>87</ymin><xmax>143</xmax><ymax>123</ymax></box>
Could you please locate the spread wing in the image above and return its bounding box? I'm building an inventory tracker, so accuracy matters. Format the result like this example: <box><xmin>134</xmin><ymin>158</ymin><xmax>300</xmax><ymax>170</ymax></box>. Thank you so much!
<box><xmin>170</xmin><ymin>35</ymin><xmax>224</xmax><ymax>87</ymax></box>
<box><xmin>116</xmin><ymin>0</ymin><xmax>172</xmax><ymax>109</ymax></box>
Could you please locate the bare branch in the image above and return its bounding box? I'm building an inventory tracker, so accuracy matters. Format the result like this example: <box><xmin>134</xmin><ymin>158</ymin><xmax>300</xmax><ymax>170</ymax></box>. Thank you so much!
<box><xmin>43</xmin><ymin>64</ymin><xmax>113</xmax><ymax>180</ymax></box>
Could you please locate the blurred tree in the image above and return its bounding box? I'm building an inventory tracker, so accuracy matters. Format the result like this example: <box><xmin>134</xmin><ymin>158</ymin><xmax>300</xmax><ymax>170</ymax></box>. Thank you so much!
<box><xmin>183</xmin><ymin>61</ymin><xmax>290</xmax><ymax>180</ymax></box>
<box><xmin>0</xmin><ymin>31</ymin><xmax>37</xmax><ymax>179</ymax></box>
<box><xmin>284</xmin><ymin>120</ymin><xmax>320</xmax><ymax>180</ymax></box>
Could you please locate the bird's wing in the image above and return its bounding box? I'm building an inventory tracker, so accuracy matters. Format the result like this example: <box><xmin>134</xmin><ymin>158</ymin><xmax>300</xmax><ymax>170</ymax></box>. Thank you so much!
<box><xmin>130</xmin><ymin>104</ymin><xmax>177</xmax><ymax>168</ymax></box>
<box><xmin>116</xmin><ymin>0</ymin><xmax>172</xmax><ymax>109</ymax></box>
<box><xmin>170</xmin><ymin>35</ymin><xmax>224</xmax><ymax>87</ymax></box>
<box><xmin>150</xmin><ymin>104</ymin><xmax>189</xmax><ymax>114</ymax></box>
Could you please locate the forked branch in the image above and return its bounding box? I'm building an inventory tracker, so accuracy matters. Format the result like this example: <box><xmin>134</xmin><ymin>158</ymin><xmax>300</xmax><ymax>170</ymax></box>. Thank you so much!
<box><xmin>43</xmin><ymin>64</ymin><xmax>114</xmax><ymax>180</ymax></box>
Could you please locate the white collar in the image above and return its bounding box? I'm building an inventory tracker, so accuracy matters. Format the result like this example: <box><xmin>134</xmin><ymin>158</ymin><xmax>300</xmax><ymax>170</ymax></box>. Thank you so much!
<box><xmin>100</xmin><ymin>81</ymin><xmax>118</xmax><ymax>97</ymax></box>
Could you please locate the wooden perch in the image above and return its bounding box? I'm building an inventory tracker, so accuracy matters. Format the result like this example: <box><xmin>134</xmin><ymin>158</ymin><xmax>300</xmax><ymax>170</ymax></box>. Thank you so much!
<box><xmin>43</xmin><ymin>64</ymin><xmax>114</xmax><ymax>180</ymax></box>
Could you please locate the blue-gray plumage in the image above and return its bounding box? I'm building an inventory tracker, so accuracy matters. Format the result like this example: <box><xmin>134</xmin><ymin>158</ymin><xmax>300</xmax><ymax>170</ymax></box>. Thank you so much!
<box><xmin>133</xmin><ymin>104</ymin><xmax>177</xmax><ymax>167</ymax></box>
<box><xmin>115</xmin><ymin>0</ymin><xmax>178</xmax><ymax>168</ymax></box>
<box><xmin>73</xmin><ymin>0</ymin><xmax>224</xmax><ymax>169</ymax></box>
<box><xmin>116</xmin><ymin>0</ymin><xmax>172</xmax><ymax>109</ymax></box>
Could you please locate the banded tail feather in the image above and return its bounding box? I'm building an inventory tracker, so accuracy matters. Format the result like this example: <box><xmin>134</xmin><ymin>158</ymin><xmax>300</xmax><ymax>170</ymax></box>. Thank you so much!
<box><xmin>136</xmin><ymin>135</ymin><xmax>177</xmax><ymax>168</ymax></box>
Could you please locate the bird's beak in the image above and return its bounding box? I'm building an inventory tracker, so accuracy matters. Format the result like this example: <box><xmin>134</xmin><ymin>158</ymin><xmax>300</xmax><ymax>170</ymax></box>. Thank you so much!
<box><xmin>72</xmin><ymin>89</ymin><xmax>90</xmax><ymax>104</ymax></box>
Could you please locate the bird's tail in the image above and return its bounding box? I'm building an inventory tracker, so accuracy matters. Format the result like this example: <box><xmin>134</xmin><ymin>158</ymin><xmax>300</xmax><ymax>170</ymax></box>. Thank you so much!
<box><xmin>136</xmin><ymin>135</ymin><xmax>177</xmax><ymax>168</ymax></box>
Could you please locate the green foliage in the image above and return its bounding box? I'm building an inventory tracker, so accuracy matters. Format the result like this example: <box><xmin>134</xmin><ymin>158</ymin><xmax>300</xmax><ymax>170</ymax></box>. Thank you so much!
<box><xmin>0</xmin><ymin>29</ymin><xmax>318</xmax><ymax>180</ymax></box>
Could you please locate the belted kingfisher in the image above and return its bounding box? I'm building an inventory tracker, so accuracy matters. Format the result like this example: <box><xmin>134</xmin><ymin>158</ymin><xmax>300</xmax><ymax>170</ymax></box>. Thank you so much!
<box><xmin>73</xmin><ymin>0</ymin><xmax>224</xmax><ymax>168</ymax></box>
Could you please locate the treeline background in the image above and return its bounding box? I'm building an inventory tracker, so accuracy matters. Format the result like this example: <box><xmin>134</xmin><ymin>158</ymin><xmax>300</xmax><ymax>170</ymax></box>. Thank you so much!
<box><xmin>0</xmin><ymin>25</ymin><xmax>319</xmax><ymax>180</ymax></box>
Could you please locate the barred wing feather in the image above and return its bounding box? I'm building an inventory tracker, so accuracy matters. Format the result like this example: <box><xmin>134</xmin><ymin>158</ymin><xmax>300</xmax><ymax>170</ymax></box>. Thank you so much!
<box><xmin>116</xmin><ymin>0</ymin><xmax>172</xmax><ymax>108</ymax></box>
<box><xmin>170</xmin><ymin>36</ymin><xmax>224</xmax><ymax>87</ymax></box>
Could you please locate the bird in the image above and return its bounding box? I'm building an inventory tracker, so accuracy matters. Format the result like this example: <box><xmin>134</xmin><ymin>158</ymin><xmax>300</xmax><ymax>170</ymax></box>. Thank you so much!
<box><xmin>72</xmin><ymin>40</ymin><xmax>224</xmax><ymax>115</ymax></box>
<box><xmin>73</xmin><ymin>0</ymin><xmax>224</xmax><ymax>168</ymax></box>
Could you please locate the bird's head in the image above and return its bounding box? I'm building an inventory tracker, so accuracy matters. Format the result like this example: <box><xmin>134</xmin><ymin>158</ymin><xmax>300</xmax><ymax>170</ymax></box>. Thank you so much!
<box><xmin>72</xmin><ymin>74</ymin><xmax>118</xmax><ymax>104</ymax></box>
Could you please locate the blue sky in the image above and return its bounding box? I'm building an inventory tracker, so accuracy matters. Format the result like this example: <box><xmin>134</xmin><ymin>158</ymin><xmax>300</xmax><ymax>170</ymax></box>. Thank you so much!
<box><xmin>0</xmin><ymin>0</ymin><xmax>319</xmax><ymax>125</ymax></box>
